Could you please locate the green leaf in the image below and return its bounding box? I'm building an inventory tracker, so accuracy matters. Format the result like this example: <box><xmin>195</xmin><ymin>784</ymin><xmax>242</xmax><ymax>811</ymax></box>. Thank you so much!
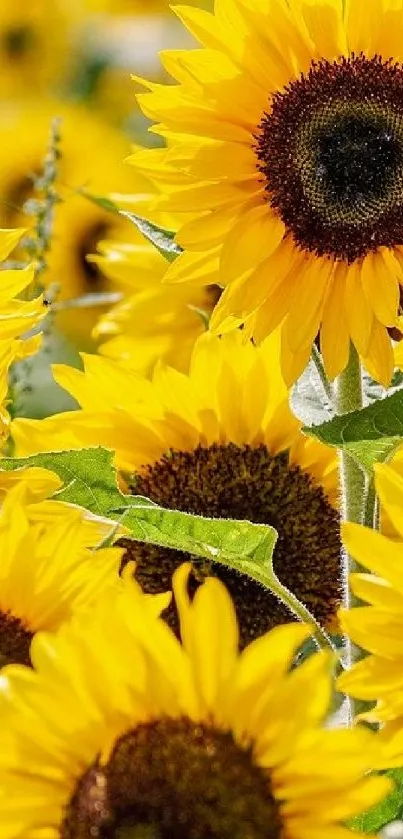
<box><xmin>120</xmin><ymin>211</ymin><xmax>182</xmax><ymax>262</ymax></box>
<box><xmin>0</xmin><ymin>447</ymin><xmax>277</xmax><ymax>571</ymax></box>
<box><xmin>342</xmin><ymin>437</ymin><xmax>402</xmax><ymax>473</ymax></box>
<box><xmin>2</xmin><ymin>448</ymin><xmax>337</xmax><ymax>647</ymax></box>
<box><xmin>306</xmin><ymin>389</ymin><xmax>403</xmax><ymax>442</ymax></box>
<box><xmin>304</xmin><ymin>390</ymin><xmax>403</xmax><ymax>472</ymax></box>
<box><xmin>114</xmin><ymin>500</ymin><xmax>277</xmax><ymax>570</ymax></box>
<box><xmin>349</xmin><ymin>768</ymin><xmax>403</xmax><ymax>833</ymax></box>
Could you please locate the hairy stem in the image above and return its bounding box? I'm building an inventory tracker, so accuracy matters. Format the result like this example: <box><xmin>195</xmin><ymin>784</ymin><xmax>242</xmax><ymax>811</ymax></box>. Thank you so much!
<box><xmin>336</xmin><ymin>344</ymin><xmax>368</xmax><ymax>723</ymax></box>
<box><xmin>239</xmin><ymin>560</ymin><xmax>339</xmax><ymax>658</ymax></box>
<box><xmin>336</xmin><ymin>344</ymin><xmax>365</xmax><ymax>587</ymax></box>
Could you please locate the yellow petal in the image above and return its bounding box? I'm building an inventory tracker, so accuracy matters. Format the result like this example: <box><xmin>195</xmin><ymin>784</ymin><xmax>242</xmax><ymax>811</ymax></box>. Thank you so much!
<box><xmin>0</xmin><ymin>228</ymin><xmax>26</xmax><ymax>262</ymax></box>
<box><xmin>361</xmin><ymin>318</ymin><xmax>394</xmax><ymax>387</ymax></box>
<box><xmin>320</xmin><ymin>263</ymin><xmax>350</xmax><ymax>380</ymax></box>
<box><xmin>342</xmin><ymin>521</ymin><xmax>403</xmax><ymax>589</ymax></box>
<box><xmin>361</xmin><ymin>250</ymin><xmax>400</xmax><ymax>327</ymax></box>
<box><xmin>345</xmin><ymin>261</ymin><xmax>373</xmax><ymax>356</ymax></box>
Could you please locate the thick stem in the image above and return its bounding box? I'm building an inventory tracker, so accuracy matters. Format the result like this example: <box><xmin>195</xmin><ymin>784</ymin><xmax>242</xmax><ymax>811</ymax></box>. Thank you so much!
<box><xmin>336</xmin><ymin>345</ymin><xmax>367</xmax><ymax>717</ymax></box>
<box><xmin>238</xmin><ymin>560</ymin><xmax>339</xmax><ymax>658</ymax></box>
<box><xmin>336</xmin><ymin>344</ymin><xmax>364</xmax><ymax>608</ymax></box>
<box><xmin>336</xmin><ymin>343</ymin><xmax>365</xmax><ymax>544</ymax></box>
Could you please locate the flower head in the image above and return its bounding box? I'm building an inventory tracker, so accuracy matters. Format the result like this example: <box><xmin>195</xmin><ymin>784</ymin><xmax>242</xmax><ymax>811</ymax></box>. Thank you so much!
<box><xmin>131</xmin><ymin>0</ymin><xmax>403</xmax><ymax>385</ymax></box>
<box><xmin>0</xmin><ymin>563</ymin><xmax>390</xmax><ymax>838</ymax></box>
<box><xmin>12</xmin><ymin>331</ymin><xmax>341</xmax><ymax>644</ymax></box>
<box><xmin>0</xmin><ymin>0</ymin><xmax>72</xmax><ymax>98</ymax></box>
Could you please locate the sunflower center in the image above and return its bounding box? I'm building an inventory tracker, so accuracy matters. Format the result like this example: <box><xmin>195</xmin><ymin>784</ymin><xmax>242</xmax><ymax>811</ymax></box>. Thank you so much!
<box><xmin>3</xmin><ymin>25</ymin><xmax>36</xmax><ymax>58</ymax></box>
<box><xmin>0</xmin><ymin>610</ymin><xmax>32</xmax><ymax>666</ymax></box>
<box><xmin>256</xmin><ymin>54</ymin><xmax>403</xmax><ymax>261</ymax></box>
<box><xmin>119</xmin><ymin>443</ymin><xmax>341</xmax><ymax>647</ymax></box>
<box><xmin>80</xmin><ymin>223</ymin><xmax>110</xmax><ymax>290</ymax></box>
<box><xmin>62</xmin><ymin>717</ymin><xmax>281</xmax><ymax>839</ymax></box>
<box><xmin>315</xmin><ymin>111</ymin><xmax>400</xmax><ymax>209</ymax></box>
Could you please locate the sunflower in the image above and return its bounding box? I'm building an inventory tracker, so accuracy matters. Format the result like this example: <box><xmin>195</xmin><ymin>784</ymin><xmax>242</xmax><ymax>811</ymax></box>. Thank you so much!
<box><xmin>0</xmin><ymin>0</ymin><xmax>72</xmax><ymax>98</ymax></box>
<box><xmin>338</xmin><ymin>463</ymin><xmax>403</xmax><ymax>734</ymax></box>
<box><xmin>0</xmin><ymin>562</ymin><xmax>390</xmax><ymax>839</ymax></box>
<box><xmin>91</xmin><ymin>237</ymin><xmax>220</xmax><ymax>375</ymax></box>
<box><xmin>0</xmin><ymin>480</ymin><xmax>125</xmax><ymax>667</ymax></box>
<box><xmin>12</xmin><ymin>330</ymin><xmax>341</xmax><ymax>645</ymax></box>
<box><xmin>128</xmin><ymin>0</ymin><xmax>403</xmax><ymax>386</ymax></box>
<box><xmin>0</xmin><ymin>103</ymin><xmax>151</xmax><ymax>346</ymax></box>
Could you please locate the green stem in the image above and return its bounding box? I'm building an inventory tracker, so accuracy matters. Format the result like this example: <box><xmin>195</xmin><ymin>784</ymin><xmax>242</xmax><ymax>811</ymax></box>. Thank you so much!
<box><xmin>336</xmin><ymin>345</ymin><xmax>368</xmax><ymax>715</ymax></box>
<box><xmin>311</xmin><ymin>344</ymin><xmax>335</xmax><ymax>407</ymax></box>
<box><xmin>336</xmin><ymin>344</ymin><xmax>365</xmax><ymax>580</ymax></box>
<box><xmin>239</xmin><ymin>560</ymin><xmax>339</xmax><ymax>658</ymax></box>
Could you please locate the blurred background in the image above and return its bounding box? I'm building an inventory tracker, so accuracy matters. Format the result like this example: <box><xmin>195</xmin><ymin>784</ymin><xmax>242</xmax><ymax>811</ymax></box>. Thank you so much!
<box><xmin>1</xmin><ymin>0</ymin><xmax>213</xmax><ymax>416</ymax></box>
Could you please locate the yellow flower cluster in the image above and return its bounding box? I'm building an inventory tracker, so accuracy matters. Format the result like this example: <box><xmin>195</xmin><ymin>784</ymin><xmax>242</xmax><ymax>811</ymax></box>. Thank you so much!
<box><xmin>3</xmin><ymin>0</ymin><xmax>403</xmax><ymax>836</ymax></box>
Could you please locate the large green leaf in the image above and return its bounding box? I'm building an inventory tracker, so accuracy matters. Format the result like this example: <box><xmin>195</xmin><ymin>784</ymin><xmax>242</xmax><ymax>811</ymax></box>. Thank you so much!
<box><xmin>115</xmin><ymin>500</ymin><xmax>277</xmax><ymax>569</ymax></box>
<box><xmin>305</xmin><ymin>390</ymin><xmax>403</xmax><ymax>472</ymax></box>
<box><xmin>306</xmin><ymin>389</ymin><xmax>403</xmax><ymax>443</ymax></box>
<box><xmin>1</xmin><ymin>448</ymin><xmax>337</xmax><ymax>649</ymax></box>
<box><xmin>1</xmin><ymin>448</ymin><xmax>341</xmax><ymax>652</ymax></box>
<box><xmin>0</xmin><ymin>447</ymin><xmax>277</xmax><ymax>571</ymax></box>
<box><xmin>349</xmin><ymin>768</ymin><xmax>403</xmax><ymax>833</ymax></box>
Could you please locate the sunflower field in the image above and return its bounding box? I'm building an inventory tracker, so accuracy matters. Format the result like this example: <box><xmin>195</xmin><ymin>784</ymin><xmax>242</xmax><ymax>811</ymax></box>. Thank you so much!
<box><xmin>4</xmin><ymin>0</ymin><xmax>403</xmax><ymax>836</ymax></box>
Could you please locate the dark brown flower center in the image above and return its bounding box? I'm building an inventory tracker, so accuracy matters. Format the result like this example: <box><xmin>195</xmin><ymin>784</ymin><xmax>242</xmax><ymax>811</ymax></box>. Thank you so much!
<box><xmin>80</xmin><ymin>223</ymin><xmax>110</xmax><ymax>290</ymax></box>
<box><xmin>119</xmin><ymin>442</ymin><xmax>341</xmax><ymax>647</ymax></box>
<box><xmin>61</xmin><ymin>717</ymin><xmax>281</xmax><ymax>839</ymax></box>
<box><xmin>3</xmin><ymin>25</ymin><xmax>36</xmax><ymax>59</ymax></box>
<box><xmin>0</xmin><ymin>610</ymin><xmax>32</xmax><ymax>666</ymax></box>
<box><xmin>256</xmin><ymin>53</ymin><xmax>403</xmax><ymax>262</ymax></box>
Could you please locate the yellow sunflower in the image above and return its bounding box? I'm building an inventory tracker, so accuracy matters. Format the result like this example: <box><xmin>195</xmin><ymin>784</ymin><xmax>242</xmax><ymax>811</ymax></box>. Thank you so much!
<box><xmin>91</xmin><ymin>237</ymin><xmax>220</xmax><ymax>375</ymax></box>
<box><xmin>0</xmin><ymin>0</ymin><xmax>72</xmax><ymax>98</ymax></box>
<box><xmin>338</xmin><ymin>463</ymin><xmax>403</xmax><ymax>733</ymax></box>
<box><xmin>0</xmin><ymin>480</ymin><xmax>124</xmax><ymax>667</ymax></box>
<box><xmin>0</xmin><ymin>103</ymin><xmax>151</xmax><ymax>346</ymax></box>
<box><xmin>12</xmin><ymin>330</ymin><xmax>341</xmax><ymax>644</ymax></box>
<box><xmin>0</xmin><ymin>562</ymin><xmax>390</xmax><ymax>839</ymax></box>
<box><xmin>128</xmin><ymin>0</ymin><xmax>403</xmax><ymax>386</ymax></box>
